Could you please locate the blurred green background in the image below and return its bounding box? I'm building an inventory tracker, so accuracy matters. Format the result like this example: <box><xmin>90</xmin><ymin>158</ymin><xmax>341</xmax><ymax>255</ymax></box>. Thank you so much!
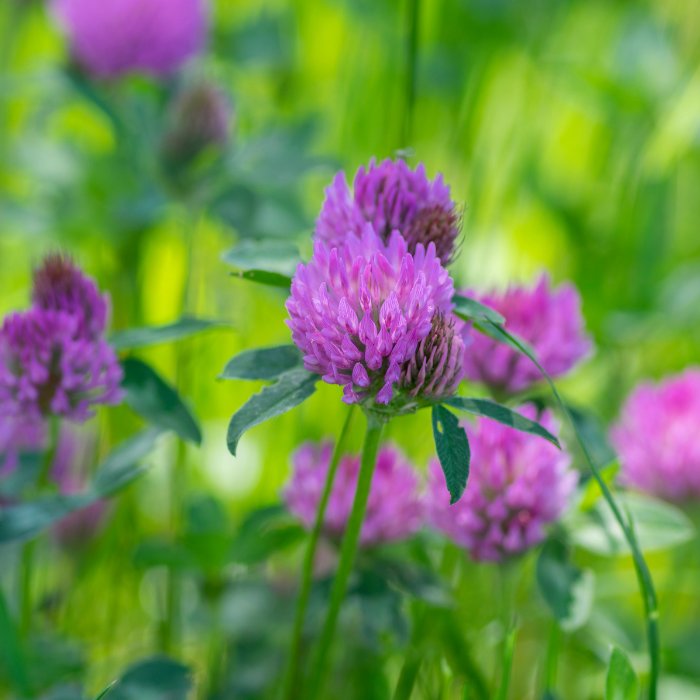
<box><xmin>2</xmin><ymin>0</ymin><xmax>700</xmax><ymax>698</ymax></box>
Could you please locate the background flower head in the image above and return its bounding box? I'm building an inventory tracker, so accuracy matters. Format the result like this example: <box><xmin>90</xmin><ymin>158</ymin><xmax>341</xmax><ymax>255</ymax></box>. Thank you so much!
<box><xmin>51</xmin><ymin>0</ymin><xmax>208</xmax><ymax>79</ymax></box>
<box><xmin>425</xmin><ymin>405</ymin><xmax>575</xmax><ymax>562</ymax></box>
<box><xmin>33</xmin><ymin>253</ymin><xmax>109</xmax><ymax>341</ymax></box>
<box><xmin>611</xmin><ymin>369</ymin><xmax>700</xmax><ymax>502</ymax></box>
<box><xmin>316</xmin><ymin>158</ymin><xmax>461</xmax><ymax>264</ymax></box>
<box><xmin>284</xmin><ymin>441</ymin><xmax>423</xmax><ymax>547</ymax></box>
<box><xmin>461</xmin><ymin>274</ymin><xmax>591</xmax><ymax>395</ymax></box>
<box><xmin>0</xmin><ymin>308</ymin><xmax>123</xmax><ymax>423</ymax></box>
<box><xmin>286</xmin><ymin>225</ymin><xmax>457</xmax><ymax>409</ymax></box>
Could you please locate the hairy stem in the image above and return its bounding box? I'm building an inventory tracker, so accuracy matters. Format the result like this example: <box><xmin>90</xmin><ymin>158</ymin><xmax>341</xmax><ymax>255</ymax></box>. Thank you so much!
<box><xmin>307</xmin><ymin>415</ymin><xmax>385</xmax><ymax>699</ymax></box>
<box><xmin>283</xmin><ymin>404</ymin><xmax>357</xmax><ymax>700</ymax></box>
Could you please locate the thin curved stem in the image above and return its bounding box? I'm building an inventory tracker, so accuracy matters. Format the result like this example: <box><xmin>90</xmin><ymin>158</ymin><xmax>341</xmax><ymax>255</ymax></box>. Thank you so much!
<box><xmin>485</xmin><ymin>321</ymin><xmax>660</xmax><ymax>700</ymax></box>
<box><xmin>283</xmin><ymin>404</ymin><xmax>357</xmax><ymax>700</ymax></box>
<box><xmin>307</xmin><ymin>414</ymin><xmax>385</xmax><ymax>700</ymax></box>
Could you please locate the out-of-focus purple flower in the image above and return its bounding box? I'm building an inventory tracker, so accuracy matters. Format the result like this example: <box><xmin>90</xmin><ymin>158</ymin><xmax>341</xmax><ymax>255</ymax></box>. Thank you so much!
<box><xmin>286</xmin><ymin>225</ymin><xmax>461</xmax><ymax>410</ymax></box>
<box><xmin>50</xmin><ymin>0</ymin><xmax>208</xmax><ymax>79</ymax></box>
<box><xmin>284</xmin><ymin>441</ymin><xmax>423</xmax><ymax>547</ymax></box>
<box><xmin>425</xmin><ymin>406</ymin><xmax>575</xmax><ymax>562</ymax></box>
<box><xmin>316</xmin><ymin>158</ymin><xmax>461</xmax><ymax>263</ymax></box>
<box><xmin>32</xmin><ymin>254</ymin><xmax>109</xmax><ymax>341</ymax></box>
<box><xmin>162</xmin><ymin>82</ymin><xmax>230</xmax><ymax>167</ymax></box>
<box><xmin>0</xmin><ymin>308</ymin><xmax>123</xmax><ymax>423</ymax></box>
<box><xmin>460</xmin><ymin>274</ymin><xmax>592</xmax><ymax>395</ymax></box>
<box><xmin>610</xmin><ymin>369</ymin><xmax>700</xmax><ymax>502</ymax></box>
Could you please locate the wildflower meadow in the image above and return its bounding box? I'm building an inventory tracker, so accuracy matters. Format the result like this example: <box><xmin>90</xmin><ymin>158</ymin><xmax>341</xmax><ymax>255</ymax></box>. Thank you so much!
<box><xmin>1</xmin><ymin>1</ymin><xmax>700</xmax><ymax>699</ymax></box>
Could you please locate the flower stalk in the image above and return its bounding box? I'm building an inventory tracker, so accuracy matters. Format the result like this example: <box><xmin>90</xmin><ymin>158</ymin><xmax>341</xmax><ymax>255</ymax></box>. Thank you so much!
<box><xmin>306</xmin><ymin>414</ymin><xmax>385</xmax><ymax>699</ymax></box>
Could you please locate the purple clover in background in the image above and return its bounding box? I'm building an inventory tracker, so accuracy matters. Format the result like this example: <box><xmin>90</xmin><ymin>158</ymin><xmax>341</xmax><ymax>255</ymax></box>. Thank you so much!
<box><xmin>425</xmin><ymin>405</ymin><xmax>575</xmax><ymax>562</ymax></box>
<box><xmin>33</xmin><ymin>254</ymin><xmax>109</xmax><ymax>341</ymax></box>
<box><xmin>284</xmin><ymin>441</ymin><xmax>423</xmax><ymax>547</ymax></box>
<box><xmin>286</xmin><ymin>225</ymin><xmax>463</xmax><ymax>410</ymax></box>
<box><xmin>460</xmin><ymin>274</ymin><xmax>592</xmax><ymax>396</ymax></box>
<box><xmin>610</xmin><ymin>369</ymin><xmax>700</xmax><ymax>502</ymax></box>
<box><xmin>50</xmin><ymin>0</ymin><xmax>208</xmax><ymax>79</ymax></box>
<box><xmin>316</xmin><ymin>158</ymin><xmax>461</xmax><ymax>264</ymax></box>
<box><xmin>0</xmin><ymin>309</ymin><xmax>123</xmax><ymax>422</ymax></box>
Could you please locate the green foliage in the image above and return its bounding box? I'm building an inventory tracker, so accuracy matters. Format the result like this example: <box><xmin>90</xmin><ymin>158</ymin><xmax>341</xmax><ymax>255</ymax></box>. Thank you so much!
<box><xmin>431</xmin><ymin>404</ymin><xmax>471</xmax><ymax>505</ymax></box>
<box><xmin>219</xmin><ymin>345</ymin><xmax>304</xmax><ymax>381</ymax></box>
<box><xmin>605</xmin><ymin>648</ymin><xmax>639</xmax><ymax>700</ymax></box>
<box><xmin>110</xmin><ymin>318</ymin><xmax>225</xmax><ymax>351</ymax></box>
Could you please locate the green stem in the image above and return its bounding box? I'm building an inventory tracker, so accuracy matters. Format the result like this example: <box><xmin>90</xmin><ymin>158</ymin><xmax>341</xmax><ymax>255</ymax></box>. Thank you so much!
<box><xmin>544</xmin><ymin>620</ymin><xmax>560</xmax><ymax>692</ymax></box>
<box><xmin>307</xmin><ymin>415</ymin><xmax>385</xmax><ymax>700</ymax></box>
<box><xmin>283</xmin><ymin>404</ymin><xmax>357</xmax><ymax>700</ymax></box>
<box><xmin>393</xmin><ymin>604</ymin><xmax>427</xmax><ymax>700</ymax></box>
<box><xmin>403</xmin><ymin>0</ymin><xmax>420</xmax><ymax>147</ymax></box>
<box><xmin>0</xmin><ymin>583</ymin><xmax>30</xmax><ymax>697</ymax></box>
<box><xmin>495</xmin><ymin>616</ymin><xmax>518</xmax><ymax>700</ymax></box>
<box><xmin>487</xmin><ymin>322</ymin><xmax>660</xmax><ymax>700</ymax></box>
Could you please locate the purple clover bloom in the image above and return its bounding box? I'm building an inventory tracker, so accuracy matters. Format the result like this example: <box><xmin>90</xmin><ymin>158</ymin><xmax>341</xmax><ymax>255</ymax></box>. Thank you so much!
<box><xmin>425</xmin><ymin>405</ymin><xmax>575</xmax><ymax>562</ymax></box>
<box><xmin>50</xmin><ymin>0</ymin><xmax>208</xmax><ymax>79</ymax></box>
<box><xmin>316</xmin><ymin>158</ymin><xmax>461</xmax><ymax>263</ymax></box>
<box><xmin>32</xmin><ymin>254</ymin><xmax>109</xmax><ymax>341</ymax></box>
<box><xmin>284</xmin><ymin>441</ymin><xmax>423</xmax><ymax>547</ymax></box>
<box><xmin>460</xmin><ymin>274</ymin><xmax>592</xmax><ymax>396</ymax></box>
<box><xmin>286</xmin><ymin>225</ymin><xmax>463</xmax><ymax>409</ymax></box>
<box><xmin>0</xmin><ymin>308</ymin><xmax>123</xmax><ymax>423</ymax></box>
<box><xmin>610</xmin><ymin>369</ymin><xmax>700</xmax><ymax>502</ymax></box>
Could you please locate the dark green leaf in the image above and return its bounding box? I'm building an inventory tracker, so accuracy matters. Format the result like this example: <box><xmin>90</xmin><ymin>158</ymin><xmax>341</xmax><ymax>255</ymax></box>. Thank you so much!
<box><xmin>230</xmin><ymin>269</ymin><xmax>292</xmax><ymax>288</ymax></box>
<box><xmin>219</xmin><ymin>345</ymin><xmax>303</xmax><ymax>381</ymax></box>
<box><xmin>536</xmin><ymin>539</ymin><xmax>594</xmax><ymax>631</ymax></box>
<box><xmin>121</xmin><ymin>358</ymin><xmax>202</xmax><ymax>445</ymax></box>
<box><xmin>0</xmin><ymin>451</ymin><xmax>43</xmax><ymax>497</ymax></box>
<box><xmin>567</xmin><ymin>404</ymin><xmax>616</xmax><ymax>468</ymax></box>
<box><xmin>132</xmin><ymin>539</ymin><xmax>199</xmax><ymax>571</ymax></box>
<box><xmin>605</xmin><ymin>647</ymin><xmax>638</xmax><ymax>700</ymax></box>
<box><xmin>472</xmin><ymin>320</ymin><xmax>533</xmax><ymax>353</ymax></box>
<box><xmin>452</xmin><ymin>295</ymin><xmax>505</xmax><ymax>324</ymax></box>
<box><xmin>432</xmin><ymin>404</ymin><xmax>470</xmax><ymax>505</ymax></box>
<box><xmin>227</xmin><ymin>369</ymin><xmax>317</xmax><ymax>455</ymax></box>
<box><xmin>0</xmin><ymin>586</ymin><xmax>31</xmax><ymax>697</ymax></box>
<box><xmin>110</xmin><ymin>657</ymin><xmax>191</xmax><ymax>700</ymax></box>
<box><xmin>445</xmin><ymin>397</ymin><xmax>560</xmax><ymax>448</ymax></box>
<box><xmin>110</xmin><ymin>318</ymin><xmax>226</xmax><ymax>351</ymax></box>
<box><xmin>221</xmin><ymin>239</ymin><xmax>300</xmax><ymax>276</ymax></box>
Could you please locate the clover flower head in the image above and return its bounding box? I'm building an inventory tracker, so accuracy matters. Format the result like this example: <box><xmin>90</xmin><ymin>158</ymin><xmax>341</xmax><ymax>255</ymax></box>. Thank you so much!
<box><xmin>611</xmin><ymin>369</ymin><xmax>700</xmax><ymax>502</ymax></box>
<box><xmin>316</xmin><ymin>158</ymin><xmax>461</xmax><ymax>263</ymax></box>
<box><xmin>162</xmin><ymin>81</ymin><xmax>230</xmax><ymax>167</ymax></box>
<box><xmin>33</xmin><ymin>253</ymin><xmax>109</xmax><ymax>341</ymax></box>
<box><xmin>0</xmin><ymin>308</ymin><xmax>123</xmax><ymax>423</ymax></box>
<box><xmin>286</xmin><ymin>225</ymin><xmax>459</xmax><ymax>411</ymax></box>
<box><xmin>51</xmin><ymin>0</ymin><xmax>208</xmax><ymax>79</ymax></box>
<box><xmin>461</xmin><ymin>274</ymin><xmax>592</xmax><ymax>395</ymax></box>
<box><xmin>284</xmin><ymin>441</ymin><xmax>423</xmax><ymax>547</ymax></box>
<box><xmin>425</xmin><ymin>405</ymin><xmax>575</xmax><ymax>562</ymax></box>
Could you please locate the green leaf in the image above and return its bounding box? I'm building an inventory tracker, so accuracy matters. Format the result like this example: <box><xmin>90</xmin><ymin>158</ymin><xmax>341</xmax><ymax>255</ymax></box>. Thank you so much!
<box><xmin>221</xmin><ymin>239</ymin><xmax>301</xmax><ymax>276</ymax></box>
<box><xmin>0</xmin><ymin>585</ymin><xmax>31</xmax><ymax>697</ymax></box>
<box><xmin>0</xmin><ymin>429</ymin><xmax>161</xmax><ymax>544</ymax></box>
<box><xmin>230</xmin><ymin>269</ymin><xmax>292</xmax><ymax>288</ymax></box>
<box><xmin>91</xmin><ymin>428</ymin><xmax>163</xmax><ymax>496</ymax></box>
<box><xmin>472</xmin><ymin>320</ymin><xmax>533</xmax><ymax>353</ymax></box>
<box><xmin>227</xmin><ymin>368</ymin><xmax>317</xmax><ymax>455</ymax></box>
<box><xmin>92</xmin><ymin>680</ymin><xmax>117</xmax><ymax>700</ymax></box>
<box><xmin>432</xmin><ymin>404</ymin><xmax>471</xmax><ymax>505</ymax></box>
<box><xmin>605</xmin><ymin>647</ymin><xmax>639</xmax><ymax>700</ymax></box>
<box><xmin>132</xmin><ymin>539</ymin><xmax>199</xmax><ymax>571</ymax></box>
<box><xmin>230</xmin><ymin>505</ymin><xmax>305</xmax><ymax>564</ymax></box>
<box><xmin>452</xmin><ymin>294</ymin><xmax>505</xmax><ymax>324</ymax></box>
<box><xmin>373</xmin><ymin>559</ymin><xmax>454</xmax><ymax>608</ymax></box>
<box><xmin>568</xmin><ymin>493</ymin><xmax>695</xmax><ymax>556</ymax></box>
<box><xmin>567</xmin><ymin>405</ymin><xmax>616</xmax><ymax>468</ymax></box>
<box><xmin>109</xmin><ymin>657</ymin><xmax>191</xmax><ymax>700</ymax></box>
<box><xmin>219</xmin><ymin>344</ymin><xmax>303</xmax><ymax>381</ymax></box>
<box><xmin>121</xmin><ymin>358</ymin><xmax>202</xmax><ymax>445</ymax></box>
<box><xmin>445</xmin><ymin>397</ymin><xmax>560</xmax><ymax>448</ymax></box>
<box><xmin>110</xmin><ymin>318</ymin><xmax>226</xmax><ymax>351</ymax></box>
<box><xmin>536</xmin><ymin>539</ymin><xmax>595</xmax><ymax>631</ymax></box>
<box><xmin>580</xmin><ymin>461</ymin><xmax>620</xmax><ymax>512</ymax></box>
